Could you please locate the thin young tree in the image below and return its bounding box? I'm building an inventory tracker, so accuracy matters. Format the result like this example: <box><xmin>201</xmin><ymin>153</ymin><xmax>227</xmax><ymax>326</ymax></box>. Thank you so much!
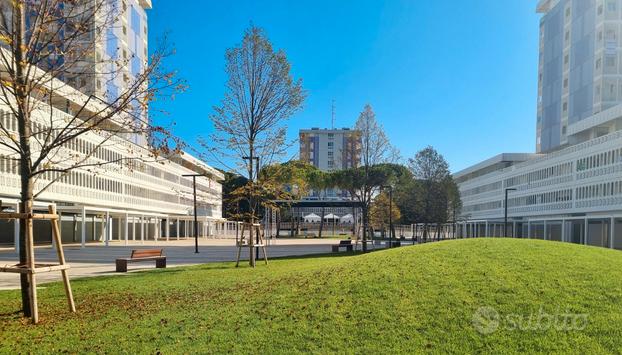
<box><xmin>0</xmin><ymin>1</ymin><xmax>184</xmax><ymax>318</ymax></box>
<box><xmin>206</xmin><ymin>25</ymin><xmax>305</xmax><ymax>226</ymax></box>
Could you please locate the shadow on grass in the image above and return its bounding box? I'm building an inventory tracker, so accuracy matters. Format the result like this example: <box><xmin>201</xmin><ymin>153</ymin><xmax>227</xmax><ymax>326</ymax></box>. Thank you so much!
<box><xmin>62</xmin><ymin>250</ymin><xmax>366</xmax><ymax>284</ymax></box>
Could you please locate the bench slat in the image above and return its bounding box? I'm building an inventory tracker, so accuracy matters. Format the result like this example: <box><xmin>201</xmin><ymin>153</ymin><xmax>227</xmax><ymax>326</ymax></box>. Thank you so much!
<box><xmin>130</xmin><ymin>249</ymin><xmax>163</xmax><ymax>259</ymax></box>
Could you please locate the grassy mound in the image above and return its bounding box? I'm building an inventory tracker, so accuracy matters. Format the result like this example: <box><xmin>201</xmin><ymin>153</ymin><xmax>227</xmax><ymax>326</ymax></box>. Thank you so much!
<box><xmin>0</xmin><ymin>239</ymin><xmax>621</xmax><ymax>353</ymax></box>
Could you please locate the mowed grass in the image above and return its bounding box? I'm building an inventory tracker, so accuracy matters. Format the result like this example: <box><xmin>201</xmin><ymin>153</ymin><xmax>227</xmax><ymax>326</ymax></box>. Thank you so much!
<box><xmin>0</xmin><ymin>239</ymin><xmax>621</xmax><ymax>353</ymax></box>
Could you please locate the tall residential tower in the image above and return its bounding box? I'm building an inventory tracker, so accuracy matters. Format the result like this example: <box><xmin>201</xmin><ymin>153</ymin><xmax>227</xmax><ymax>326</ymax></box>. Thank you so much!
<box><xmin>299</xmin><ymin>128</ymin><xmax>361</xmax><ymax>173</ymax></box>
<box><xmin>537</xmin><ymin>0</ymin><xmax>622</xmax><ymax>152</ymax></box>
<box><xmin>453</xmin><ymin>0</ymin><xmax>622</xmax><ymax>249</ymax></box>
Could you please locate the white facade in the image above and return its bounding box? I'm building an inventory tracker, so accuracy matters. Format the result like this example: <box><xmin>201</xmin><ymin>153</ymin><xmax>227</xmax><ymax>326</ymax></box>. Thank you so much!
<box><xmin>455</xmin><ymin>0</ymin><xmax>622</xmax><ymax>250</ymax></box>
<box><xmin>0</xmin><ymin>0</ymin><xmax>224</xmax><ymax>247</ymax></box>
<box><xmin>0</xmin><ymin>90</ymin><xmax>224</xmax><ymax>247</ymax></box>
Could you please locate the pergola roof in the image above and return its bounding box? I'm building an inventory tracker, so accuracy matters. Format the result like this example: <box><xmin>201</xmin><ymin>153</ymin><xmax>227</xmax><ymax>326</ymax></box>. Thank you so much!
<box><xmin>271</xmin><ymin>200</ymin><xmax>363</xmax><ymax>208</ymax></box>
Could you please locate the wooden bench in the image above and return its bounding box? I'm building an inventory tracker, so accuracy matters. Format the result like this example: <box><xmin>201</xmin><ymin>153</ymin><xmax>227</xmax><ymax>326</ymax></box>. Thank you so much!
<box><xmin>115</xmin><ymin>249</ymin><xmax>166</xmax><ymax>272</ymax></box>
<box><xmin>332</xmin><ymin>240</ymin><xmax>353</xmax><ymax>252</ymax></box>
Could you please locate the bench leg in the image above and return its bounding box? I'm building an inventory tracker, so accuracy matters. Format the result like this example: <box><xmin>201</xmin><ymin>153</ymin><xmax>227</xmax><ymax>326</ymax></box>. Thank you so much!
<box><xmin>156</xmin><ymin>258</ymin><xmax>166</xmax><ymax>269</ymax></box>
<box><xmin>116</xmin><ymin>259</ymin><xmax>127</xmax><ymax>272</ymax></box>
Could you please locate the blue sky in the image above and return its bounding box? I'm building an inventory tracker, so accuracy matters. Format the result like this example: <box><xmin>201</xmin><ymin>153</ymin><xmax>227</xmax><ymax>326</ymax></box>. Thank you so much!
<box><xmin>148</xmin><ymin>0</ymin><xmax>541</xmax><ymax>173</ymax></box>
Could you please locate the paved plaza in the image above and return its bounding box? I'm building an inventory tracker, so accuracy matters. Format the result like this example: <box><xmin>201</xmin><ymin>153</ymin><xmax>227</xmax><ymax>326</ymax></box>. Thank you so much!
<box><xmin>0</xmin><ymin>238</ymin><xmax>346</xmax><ymax>289</ymax></box>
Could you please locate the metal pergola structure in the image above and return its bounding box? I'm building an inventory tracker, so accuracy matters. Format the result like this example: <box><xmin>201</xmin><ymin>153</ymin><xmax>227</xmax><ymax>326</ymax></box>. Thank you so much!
<box><xmin>269</xmin><ymin>199</ymin><xmax>364</xmax><ymax>239</ymax></box>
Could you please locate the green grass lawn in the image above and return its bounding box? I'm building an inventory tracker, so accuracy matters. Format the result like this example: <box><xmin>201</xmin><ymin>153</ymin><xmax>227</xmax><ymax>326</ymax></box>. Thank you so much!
<box><xmin>1</xmin><ymin>238</ymin><xmax>621</xmax><ymax>353</ymax></box>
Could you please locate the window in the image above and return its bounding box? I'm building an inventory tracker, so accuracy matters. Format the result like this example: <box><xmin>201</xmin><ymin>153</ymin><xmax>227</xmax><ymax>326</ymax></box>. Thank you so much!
<box><xmin>564</xmin><ymin>54</ymin><xmax>569</xmax><ymax>65</ymax></box>
<box><xmin>608</xmin><ymin>1</ymin><xmax>617</xmax><ymax>12</ymax></box>
<box><xmin>596</xmin><ymin>58</ymin><xmax>602</xmax><ymax>70</ymax></box>
<box><xmin>327</xmin><ymin>141</ymin><xmax>334</xmax><ymax>148</ymax></box>
<box><xmin>122</xmin><ymin>25</ymin><xmax>127</xmax><ymax>35</ymax></box>
<box><xmin>563</xmin><ymin>78</ymin><xmax>568</xmax><ymax>88</ymax></box>
<box><xmin>562</xmin><ymin>101</ymin><xmax>568</xmax><ymax>112</ymax></box>
<box><xmin>599</xmin><ymin>4</ymin><xmax>604</xmax><ymax>15</ymax></box>
<box><xmin>562</xmin><ymin>125</ymin><xmax>567</xmax><ymax>134</ymax></box>
<box><xmin>605</xmin><ymin>55</ymin><xmax>616</xmax><ymax>67</ymax></box>
<box><xmin>565</xmin><ymin>31</ymin><xmax>570</xmax><ymax>42</ymax></box>
<box><xmin>565</xmin><ymin>7</ymin><xmax>571</xmax><ymax>17</ymax></box>
<box><xmin>606</xmin><ymin>29</ymin><xmax>617</xmax><ymax>41</ymax></box>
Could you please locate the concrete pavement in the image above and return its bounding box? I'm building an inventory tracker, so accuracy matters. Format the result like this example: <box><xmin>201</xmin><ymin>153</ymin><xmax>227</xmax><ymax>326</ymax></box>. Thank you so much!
<box><xmin>0</xmin><ymin>238</ymin><xmax>346</xmax><ymax>290</ymax></box>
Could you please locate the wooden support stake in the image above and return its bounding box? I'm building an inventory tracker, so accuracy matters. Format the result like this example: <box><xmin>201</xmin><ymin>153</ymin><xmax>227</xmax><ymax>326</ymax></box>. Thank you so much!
<box><xmin>249</xmin><ymin>222</ymin><xmax>255</xmax><ymax>268</ymax></box>
<box><xmin>235</xmin><ymin>223</ymin><xmax>246</xmax><ymax>268</ymax></box>
<box><xmin>257</xmin><ymin>224</ymin><xmax>268</xmax><ymax>265</ymax></box>
<box><xmin>49</xmin><ymin>206</ymin><xmax>76</xmax><ymax>313</ymax></box>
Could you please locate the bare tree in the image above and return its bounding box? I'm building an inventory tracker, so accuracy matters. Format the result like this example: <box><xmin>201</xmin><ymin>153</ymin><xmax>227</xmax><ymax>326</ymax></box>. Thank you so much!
<box><xmin>332</xmin><ymin>104</ymin><xmax>398</xmax><ymax>252</ymax></box>
<box><xmin>0</xmin><ymin>1</ymin><xmax>183</xmax><ymax>318</ymax></box>
<box><xmin>205</xmin><ymin>25</ymin><xmax>305</xmax><ymax>223</ymax></box>
<box><xmin>356</xmin><ymin>104</ymin><xmax>398</xmax><ymax>169</ymax></box>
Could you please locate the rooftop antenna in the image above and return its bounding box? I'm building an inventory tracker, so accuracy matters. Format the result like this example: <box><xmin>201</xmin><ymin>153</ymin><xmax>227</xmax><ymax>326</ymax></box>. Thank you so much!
<box><xmin>331</xmin><ymin>99</ymin><xmax>335</xmax><ymax>129</ymax></box>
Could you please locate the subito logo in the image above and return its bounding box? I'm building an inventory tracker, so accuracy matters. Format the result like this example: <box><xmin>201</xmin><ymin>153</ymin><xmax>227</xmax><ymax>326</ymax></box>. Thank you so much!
<box><xmin>472</xmin><ymin>306</ymin><xmax>500</xmax><ymax>335</ymax></box>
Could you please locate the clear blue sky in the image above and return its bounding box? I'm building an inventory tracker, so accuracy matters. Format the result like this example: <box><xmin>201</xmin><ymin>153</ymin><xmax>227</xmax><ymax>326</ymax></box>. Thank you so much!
<box><xmin>148</xmin><ymin>0</ymin><xmax>541</xmax><ymax>173</ymax></box>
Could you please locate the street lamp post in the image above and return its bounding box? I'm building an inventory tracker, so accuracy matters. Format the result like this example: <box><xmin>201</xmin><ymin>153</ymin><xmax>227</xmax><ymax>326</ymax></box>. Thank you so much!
<box><xmin>242</xmin><ymin>156</ymin><xmax>260</xmax><ymax>266</ymax></box>
<box><xmin>182</xmin><ymin>173</ymin><xmax>207</xmax><ymax>254</ymax></box>
<box><xmin>382</xmin><ymin>185</ymin><xmax>393</xmax><ymax>248</ymax></box>
<box><xmin>504</xmin><ymin>188</ymin><xmax>517</xmax><ymax>238</ymax></box>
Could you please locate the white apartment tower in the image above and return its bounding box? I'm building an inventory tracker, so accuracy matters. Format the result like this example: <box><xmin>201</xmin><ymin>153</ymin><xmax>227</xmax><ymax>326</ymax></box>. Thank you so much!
<box><xmin>537</xmin><ymin>0</ymin><xmax>622</xmax><ymax>152</ymax></box>
<box><xmin>454</xmin><ymin>0</ymin><xmax>622</xmax><ymax>250</ymax></box>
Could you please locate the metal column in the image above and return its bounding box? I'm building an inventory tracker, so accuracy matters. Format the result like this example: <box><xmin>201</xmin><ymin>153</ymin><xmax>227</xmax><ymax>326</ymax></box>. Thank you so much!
<box><xmin>81</xmin><ymin>206</ymin><xmax>86</xmax><ymax>248</ymax></box>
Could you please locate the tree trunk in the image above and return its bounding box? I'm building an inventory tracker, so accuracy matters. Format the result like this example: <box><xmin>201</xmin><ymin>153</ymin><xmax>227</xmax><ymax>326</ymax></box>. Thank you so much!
<box><xmin>318</xmin><ymin>206</ymin><xmax>325</xmax><ymax>238</ymax></box>
<box><xmin>18</xmin><ymin>177</ymin><xmax>34</xmax><ymax>317</ymax></box>
<box><xmin>361</xmin><ymin>206</ymin><xmax>369</xmax><ymax>252</ymax></box>
<box><xmin>14</xmin><ymin>0</ymin><xmax>32</xmax><ymax>317</ymax></box>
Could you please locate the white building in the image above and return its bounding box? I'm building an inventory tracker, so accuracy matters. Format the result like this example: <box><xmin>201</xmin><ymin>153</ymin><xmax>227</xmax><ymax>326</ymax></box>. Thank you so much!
<box><xmin>455</xmin><ymin>0</ymin><xmax>622</xmax><ymax>250</ymax></box>
<box><xmin>0</xmin><ymin>0</ymin><xmax>224</xmax><ymax>248</ymax></box>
